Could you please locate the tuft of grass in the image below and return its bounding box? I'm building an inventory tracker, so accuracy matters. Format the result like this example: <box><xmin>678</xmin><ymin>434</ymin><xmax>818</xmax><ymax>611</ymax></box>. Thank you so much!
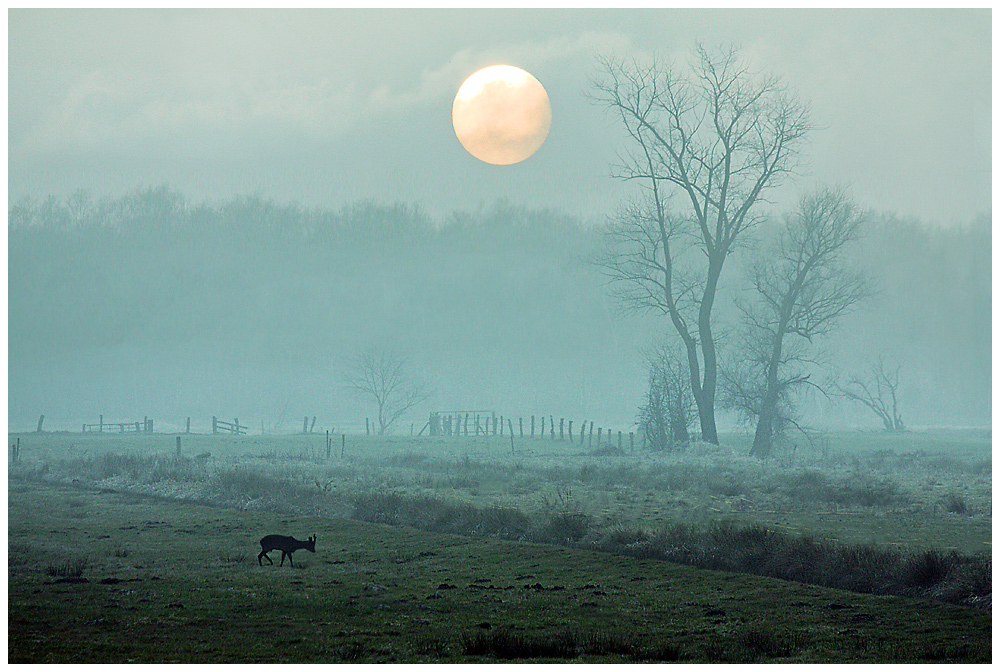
<box><xmin>45</xmin><ymin>556</ymin><xmax>89</xmax><ymax>578</ymax></box>
<box><xmin>737</xmin><ymin>629</ymin><xmax>800</xmax><ymax>659</ymax></box>
<box><xmin>461</xmin><ymin>629</ymin><xmax>579</xmax><ymax>660</ymax></box>
<box><xmin>9</xmin><ymin>541</ymin><xmax>33</xmax><ymax>567</ymax></box>
<box><xmin>218</xmin><ymin>551</ymin><xmax>248</xmax><ymax>564</ymax></box>
<box><xmin>941</xmin><ymin>492</ymin><xmax>969</xmax><ymax>515</ymax></box>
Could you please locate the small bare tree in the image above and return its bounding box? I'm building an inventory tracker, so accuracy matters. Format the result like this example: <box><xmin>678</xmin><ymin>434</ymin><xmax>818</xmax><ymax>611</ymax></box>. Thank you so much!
<box><xmin>638</xmin><ymin>342</ymin><xmax>694</xmax><ymax>451</ymax></box>
<box><xmin>838</xmin><ymin>357</ymin><xmax>905</xmax><ymax>431</ymax></box>
<box><xmin>725</xmin><ymin>187</ymin><xmax>868</xmax><ymax>458</ymax></box>
<box><xmin>593</xmin><ymin>44</ymin><xmax>813</xmax><ymax>444</ymax></box>
<box><xmin>344</xmin><ymin>343</ymin><xmax>431</xmax><ymax>435</ymax></box>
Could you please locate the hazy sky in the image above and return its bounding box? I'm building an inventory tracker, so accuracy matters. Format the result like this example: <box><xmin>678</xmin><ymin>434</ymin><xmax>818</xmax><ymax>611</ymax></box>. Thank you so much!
<box><xmin>9</xmin><ymin>9</ymin><xmax>991</xmax><ymax>225</ymax></box>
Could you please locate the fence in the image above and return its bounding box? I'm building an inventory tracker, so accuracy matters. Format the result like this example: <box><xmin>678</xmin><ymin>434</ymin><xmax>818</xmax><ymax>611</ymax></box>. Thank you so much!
<box><xmin>426</xmin><ymin>411</ymin><xmax>636</xmax><ymax>449</ymax></box>
<box><xmin>212</xmin><ymin>416</ymin><xmax>247</xmax><ymax>435</ymax></box>
<box><xmin>426</xmin><ymin>411</ymin><xmax>497</xmax><ymax>437</ymax></box>
<box><xmin>82</xmin><ymin>415</ymin><xmax>154</xmax><ymax>433</ymax></box>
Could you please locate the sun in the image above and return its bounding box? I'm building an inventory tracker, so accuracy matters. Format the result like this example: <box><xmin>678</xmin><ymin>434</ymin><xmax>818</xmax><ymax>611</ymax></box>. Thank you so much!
<box><xmin>452</xmin><ymin>64</ymin><xmax>552</xmax><ymax>165</ymax></box>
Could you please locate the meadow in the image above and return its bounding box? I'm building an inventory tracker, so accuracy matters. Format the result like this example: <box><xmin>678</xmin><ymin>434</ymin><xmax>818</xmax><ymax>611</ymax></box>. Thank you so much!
<box><xmin>7</xmin><ymin>428</ymin><xmax>991</xmax><ymax>662</ymax></box>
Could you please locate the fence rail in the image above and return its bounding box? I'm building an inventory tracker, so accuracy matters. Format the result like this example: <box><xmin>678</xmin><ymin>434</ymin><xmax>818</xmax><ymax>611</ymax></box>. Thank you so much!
<box><xmin>212</xmin><ymin>416</ymin><xmax>247</xmax><ymax>435</ymax></box>
<box><xmin>82</xmin><ymin>416</ymin><xmax>154</xmax><ymax>433</ymax></box>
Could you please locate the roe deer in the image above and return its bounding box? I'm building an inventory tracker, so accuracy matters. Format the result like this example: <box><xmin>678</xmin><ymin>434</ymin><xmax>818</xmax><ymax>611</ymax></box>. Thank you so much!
<box><xmin>258</xmin><ymin>534</ymin><xmax>316</xmax><ymax>567</ymax></box>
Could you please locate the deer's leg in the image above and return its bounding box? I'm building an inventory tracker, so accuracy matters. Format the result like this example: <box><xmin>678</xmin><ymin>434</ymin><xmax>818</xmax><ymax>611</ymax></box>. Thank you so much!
<box><xmin>259</xmin><ymin>550</ymin><xmax>273</xmax><ymax>565</ymax></box>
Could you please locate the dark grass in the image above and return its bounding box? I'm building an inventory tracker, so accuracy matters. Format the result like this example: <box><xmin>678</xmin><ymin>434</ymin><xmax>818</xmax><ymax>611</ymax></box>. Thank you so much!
<box><xmin>11</xmin><ymin>442</ymin><xmax>990</xmax><ymax>609</ymax></box>
<box><xmin>459</xmin><ymin>628</ymin><xmax>684</xmax><ymax>661</ymax></box>
<box><xmin>8</xmin><ymin>480</ymin><xmax>992</xmax><ymax>664</ymax></box>
<box><xmin>595</xmin><ymin>520</ymin><xmax>990</xmax><ymax>607</ymax></box>
<box><xmin>348</xmin><ymin>490</ymin><xmax>989</xmax><ymax>608</ymax></box>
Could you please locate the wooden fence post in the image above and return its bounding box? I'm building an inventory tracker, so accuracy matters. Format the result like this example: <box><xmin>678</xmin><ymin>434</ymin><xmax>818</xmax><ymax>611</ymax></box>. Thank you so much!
<box><xmin>508</xmin><ymin>419</ymin><xmax>515</xmax><ymax>455</ymax></box>
<box><xmin>341</xmin><ymin>434</ymin><xmax>346</xmax><ymax>459</ymax></box>
<box><xmin>519</xmin><ymin>417</ymin><xmax>523</xmax><ymax>437</ymax></box>
<box><xmin>540</xmin><ymin>415</ymin><xmax>545</xmax><ymax>437</ymax></box>
<box><xmin>366</xmin><ymin>418</ymin><xmax>370</xmax><ymax>436</ymax></box>
<box><xmin>589</xmin><ymin>423</ymin><xmax>594</xmax><ymax>447</ymax></box>
<box><xmin>630</xmin><ymin>432</ymin><xmax>634</xmax><ymax>451</ymax></box>
<box><xmin>618</xmin><ymin>431</ymin><xmax>622</xmax><ymax>451</ymax></box>
<box><xmin>176</xmin><ymin>436</ymin><xmax>181</xmax><ymax>457</ymax></box>
<box><xmin>186</xmin><ymin>417</ymin><xmax>191</xmax><ymax>434</ymax></box>
<box><xmin>531</xmin><ymin>415</ymin><xmax>535</xmax><ymax>437</ymax></box>
<box><xmin>559</xmin><ymin>418</ymin><xmax>564</xmax><ymax>440</ymax></box>
<box><xmin>36</xmin><ymin>415</ymin><xmax>44</xmax><ymax>433</ymax></box>
<box><xmin>303</xmin><ymin>416</ymin><xmax>309</xmax><ymax>434</ymax></box>
<box><xmin>212</xmin><ymin>416</ymin><xmax>218</xmax><ymax>434</ymax></box>
<box><xmin>550</xmin><ymin>416</ymin><xmax>555</xmax><ymax>440</ymax></box>
<box><xmin>99</xmin><ymin>414</ymin><xmax>103</xmax><ymax>433</ymax></box>
<box><xmin>597</xmin><ymin>427</ymin><xmax>602</xmax><ymax>446</ymax></box>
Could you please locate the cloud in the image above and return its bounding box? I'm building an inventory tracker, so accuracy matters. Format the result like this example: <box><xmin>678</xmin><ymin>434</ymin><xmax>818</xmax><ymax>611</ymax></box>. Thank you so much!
<box><xmin>12</xmin><ymin>26</ymin><xmax>633</xmax><ymax>163</ymax></box>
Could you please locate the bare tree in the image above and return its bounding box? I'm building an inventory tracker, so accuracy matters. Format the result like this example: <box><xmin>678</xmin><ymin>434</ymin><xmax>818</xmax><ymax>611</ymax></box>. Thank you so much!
<box><xmin>838</xmin><ymin>357</ymin><xmax>905</xmax><ymax>431</ymax></box>
<box><xmin>344</xmin><ymin>343</ymin><xmax>432</xmax><ymax>435</ymax></box>
<box><xmin>638</xmin><ymin>342</ymin><xmax>694</xmax><ymax>451</ymax></box>
<box><xmin>593</xmin><ymin>45</ymin><xmax>813</xmax><ymax>444</ymax></box>
<box><xmin>725</xmin><ymin>187</ymin><xmax>868</xmax><ymax>458</ymax></box>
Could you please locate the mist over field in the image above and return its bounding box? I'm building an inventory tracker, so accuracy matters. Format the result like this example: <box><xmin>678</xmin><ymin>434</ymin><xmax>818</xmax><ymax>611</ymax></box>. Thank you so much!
<box><xmin>7</xmin><ymin>12</ymin><xmax>993</xmax><ymax>663</ymax></box>
<box><xmin>7</xmin><ymin>190</ymin><xmax>990</xmax><ymax>434</ymax></box>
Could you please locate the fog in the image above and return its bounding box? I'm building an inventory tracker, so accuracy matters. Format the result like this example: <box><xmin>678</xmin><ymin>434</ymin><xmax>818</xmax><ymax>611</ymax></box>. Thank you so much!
<box><xmin>7</xmin><ymin>9</ymin><xmax>991</xmax><ymax>436</ymax></box>
<box><xmin>7</xmin><ymin>191</ymin><xmax>990</xmax><ymax>434</ymax></box>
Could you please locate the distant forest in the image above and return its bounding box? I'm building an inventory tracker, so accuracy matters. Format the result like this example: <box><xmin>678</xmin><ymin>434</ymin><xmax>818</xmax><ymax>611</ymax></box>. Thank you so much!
<box><xmin>8</xmin><ymin>186</ymin><xmax>991</xmax><ymax>432</ymax></box>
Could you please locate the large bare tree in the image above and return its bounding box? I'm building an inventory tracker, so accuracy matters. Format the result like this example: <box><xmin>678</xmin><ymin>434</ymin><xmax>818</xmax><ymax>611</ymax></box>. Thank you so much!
<box><xmin>594</xmin><ymin>45</ymin><xmax>812</xmax><ymax>444</ymax></box>
<box><xmin>344</xmin><ymin>343</ymin><xmax>432</xmax><ymax>435</ymax></box>
<box><xmin>725</xmin><ymin>187</ymin><xmax>868</xmax><ymax>457</ymax></box>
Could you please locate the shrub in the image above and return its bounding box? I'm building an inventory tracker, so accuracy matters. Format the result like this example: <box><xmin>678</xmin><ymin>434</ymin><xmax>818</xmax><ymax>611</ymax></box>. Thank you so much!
<box><xmin>941</xmin><ymin>493</ymin><xmax>969</xmax><ymax>515</ymax></box>
<box><xmin>536</xmin><ymin>513</ymin><xmax>591</xmax><ymax>543</ymax></box>
<box><xmin>351</xmin><ymin>492</ymin><xmax>529</xmax><ymax>539</ymax></box>
<box><xmin>904</xmin><ymin>550</ymin><xmax>957</xmax><ymax>589</ymax></box>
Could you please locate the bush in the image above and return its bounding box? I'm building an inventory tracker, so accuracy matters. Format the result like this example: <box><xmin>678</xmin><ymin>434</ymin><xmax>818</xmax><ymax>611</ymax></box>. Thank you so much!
<box><xmin>941</xmin><ymin>493</ymin><xmax>969</xmax><ymax>514</ymax></box>
<box><xmin>350</xmin><ymin>492</ymin><xmax>529</xmax><ymax>539</ymax></box>
<box><xmin>536</xmin><ymin>513</ymin><xmax>591</xmax><ymax>543</ymax></box>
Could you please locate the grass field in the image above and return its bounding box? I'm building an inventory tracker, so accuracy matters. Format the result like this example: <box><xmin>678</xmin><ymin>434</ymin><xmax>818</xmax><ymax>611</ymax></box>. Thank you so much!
<box><xmin>7</xmin><ymin>428</ymin><xmax>992</xmax><ymax>662</ymax></box>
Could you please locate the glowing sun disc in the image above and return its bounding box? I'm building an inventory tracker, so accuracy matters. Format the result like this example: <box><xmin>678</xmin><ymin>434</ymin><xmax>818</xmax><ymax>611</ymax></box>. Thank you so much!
<box><xmin>452</xmin><ymin>64</ymin><xmax>552</xmax><ymax>165</ymax></box>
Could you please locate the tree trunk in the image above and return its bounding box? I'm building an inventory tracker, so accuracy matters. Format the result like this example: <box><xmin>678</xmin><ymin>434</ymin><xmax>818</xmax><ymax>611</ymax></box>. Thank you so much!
<box><xmin>696</xmin><ymin>256</ymin><xmax>724</xmax><ymax>444</ymax></box>
<box><xmin>750</xmin><ymin>409</ymin><xmax>775</xmax><ymax>458</ymax></box>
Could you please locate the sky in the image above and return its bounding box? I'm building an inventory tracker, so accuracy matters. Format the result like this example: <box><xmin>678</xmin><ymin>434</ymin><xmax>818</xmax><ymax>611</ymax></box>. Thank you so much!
<box><xmin>8</xmin><ymin>9</ymin><xmax>992</xmax><ymax>225</ymax></box>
